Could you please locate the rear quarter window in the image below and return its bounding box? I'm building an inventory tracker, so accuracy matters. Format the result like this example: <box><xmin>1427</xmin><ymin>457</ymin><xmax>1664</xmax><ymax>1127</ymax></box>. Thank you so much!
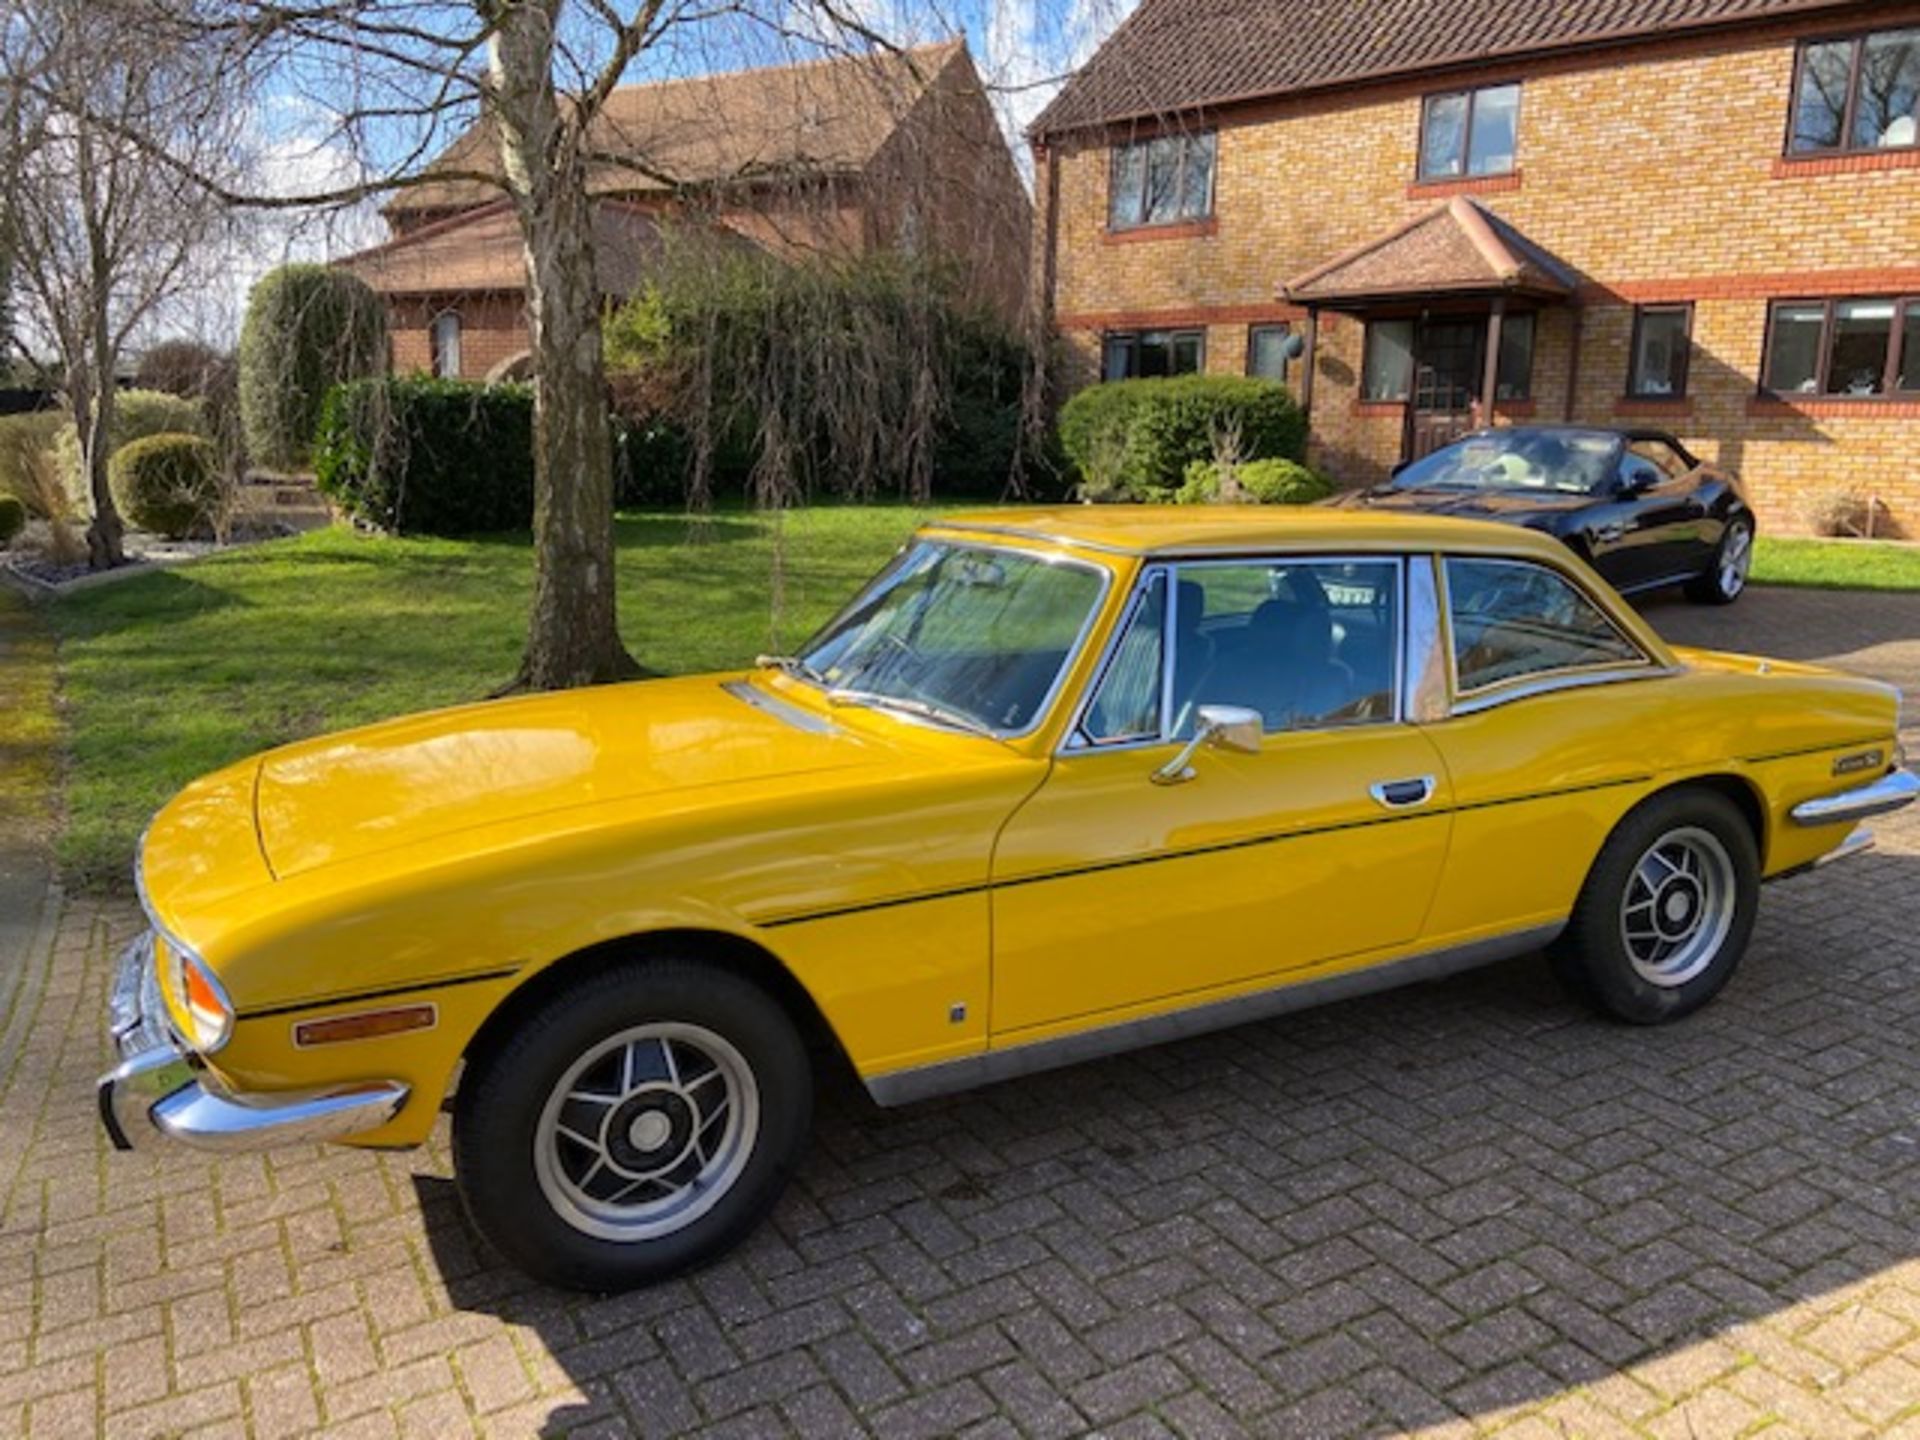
<box><xmin>1446</xmin><ymin>557</ymin><xmax>1646</xmax><ymax>694</ymax></box>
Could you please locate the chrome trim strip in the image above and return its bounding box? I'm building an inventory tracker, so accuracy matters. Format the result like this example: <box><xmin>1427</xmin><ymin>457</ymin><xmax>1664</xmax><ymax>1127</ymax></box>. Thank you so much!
<box><xmin>1789</xmin><ymin>768</ymin><xmax>1920</xmax><ymax>827</ymax></box>
<box><xmin>1404</xmin><ymin>554</ymin><xmax>1448</xmax><ymax>723</ymax></box>
<box><xmin>864</xmin><ymin>922</ymin><xmax>1564</xmax><ymax>1107</ymax></box>
<box><xmin>1447</xmin><ymin>665</ymin><xmax>1683</xmax><ymax>717</ymax></box>
<box><xmin>721</xmin><ymin>680</ymin><xmax>838</xmax><ymax>735</ymax></box>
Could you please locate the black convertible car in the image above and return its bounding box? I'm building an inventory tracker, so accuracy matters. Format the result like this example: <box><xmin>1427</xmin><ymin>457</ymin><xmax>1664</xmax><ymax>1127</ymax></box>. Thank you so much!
<box><xmin>1332</xmin><ymin>425</ymin><xmax>1755</xmax><ymax>605</ymax></box>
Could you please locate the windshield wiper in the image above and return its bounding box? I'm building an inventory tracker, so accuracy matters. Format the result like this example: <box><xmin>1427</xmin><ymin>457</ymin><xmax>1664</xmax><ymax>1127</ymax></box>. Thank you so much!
<box><xmin>755</xmin><ymin>653</ymin><xmax>829</xmax><ymax>687</ymax></box>
<box><xmin>825</xmin><ymin>688</ymin><xmax>999</xmax><ymax>739</ymax></box>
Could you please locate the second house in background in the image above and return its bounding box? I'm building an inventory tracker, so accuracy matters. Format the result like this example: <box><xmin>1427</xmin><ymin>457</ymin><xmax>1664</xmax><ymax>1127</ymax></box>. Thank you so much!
<box><xmin>1032</xmin><ymin>0</ymin><xmax>1920</xmax><ymax>536</ymax></box>
<box><xmin>340</xmin><ymin>40</ymin><xmax>1030</xmax><ymax>384</ymax></box>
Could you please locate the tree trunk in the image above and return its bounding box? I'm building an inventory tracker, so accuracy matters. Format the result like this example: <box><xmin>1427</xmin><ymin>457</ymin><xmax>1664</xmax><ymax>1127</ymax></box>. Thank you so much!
<box><xmin>75</xmin><ymin>367</ymin><xmax>125</xmax><ymax>570</ymax></box>
<box><xmin>489</xmin><ymin>5</ymin><xmax>640</xmax><ymax>691</ymax></box>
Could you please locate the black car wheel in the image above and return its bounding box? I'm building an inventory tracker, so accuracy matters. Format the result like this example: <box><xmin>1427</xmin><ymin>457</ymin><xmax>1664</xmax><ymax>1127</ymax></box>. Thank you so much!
<box><xmin>1686</xmin><ymin>517</ymin><xmax>1753</xmax><ymax>605</ymax></box>
<box><xmin>1549</xmin><ymin>788</ymin><xmax>1759</xmax><ymax>1024</ymax></box>
<box><xmin>453</xmin><ymin>958</ymin><xmax>813</xmax><ymax>1291</ymax></box>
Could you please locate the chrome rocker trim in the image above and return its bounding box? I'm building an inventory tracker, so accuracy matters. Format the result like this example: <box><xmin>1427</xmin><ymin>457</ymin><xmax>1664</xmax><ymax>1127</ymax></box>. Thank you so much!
<box><xmin>98</xmin><ymin>933</ymin><xmax>409</xmax><ymax>1153</ymax></box>
<box><xmin>864</xmin><ymin>921</ymin><xmax>1564</xmax><ymax>1107</ymax></box>
<box><xmin>1788</xmin><ymin>768</ymin><xmax>1920</xmax><ymax>827</ymax></box>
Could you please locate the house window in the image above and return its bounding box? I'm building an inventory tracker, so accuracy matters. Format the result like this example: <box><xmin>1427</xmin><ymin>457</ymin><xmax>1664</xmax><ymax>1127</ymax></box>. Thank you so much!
<box><xmin>1789</xmin><ymin>28</ymin><xmax>1920</xmax><ymax>154</ymax></box>
<box><xmin>1108</xmin><ymin>130</ymin><xmax>1216</xmax><ymax>230</ymax></box>
<box><xmin>1103</xmin><ymin>329</ymin><xmax>1204</xmax><ymax>380</ymax></box>
<box><xmin>1496</xmin><ymin>312</ymin><xmax>1534</xmax><ymax>400</ymax></box>
<box><xmin>1363</xmin><ymin>319</ymin><xmax>1415</xmax><ymax>400</ymax></box>
<box><xmin>1628</xmin><ymin>305</ymin><xmax>1693</xmax><ymax>398</ymax></box>
<box><xmin>430</xmin><ymin>310</ymin><xmax>462</xmax><ymax>379</ymax></box>
<box><xmin>1418</xmin><ymin>83</ymin><xmax>1521</xmax><ymax>180</ymax></box>
<box><xmin>1246</xmin><ymin>324</ymin><xmax>1293</xmax><ymax>381</ymax></box>
<box><xmin>1763</xmin><ymin>297</ymin><xmax>1920</xmax><ymax>395</ymax></box>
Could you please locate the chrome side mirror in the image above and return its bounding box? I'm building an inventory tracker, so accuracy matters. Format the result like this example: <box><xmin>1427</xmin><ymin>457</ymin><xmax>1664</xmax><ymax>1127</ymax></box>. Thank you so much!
<box><xmin>1151</xmin><ymin>704</ymin><xmax>1263</xmax><ymax>786</ymax></box>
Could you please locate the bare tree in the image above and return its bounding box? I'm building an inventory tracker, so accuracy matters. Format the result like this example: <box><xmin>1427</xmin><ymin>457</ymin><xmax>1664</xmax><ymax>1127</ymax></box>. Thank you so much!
<box><xmin>3</xmin><ymin>0</ymin><xmax>243</xmax><ymax>569</ymax></box>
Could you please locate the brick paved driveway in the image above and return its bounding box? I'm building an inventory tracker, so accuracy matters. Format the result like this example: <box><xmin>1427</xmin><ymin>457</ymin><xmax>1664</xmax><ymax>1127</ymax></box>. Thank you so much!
<box><xmin>5</xmin><ymin>589</ymin><xmax>1920</xmax><ymax>1439</ymax></box>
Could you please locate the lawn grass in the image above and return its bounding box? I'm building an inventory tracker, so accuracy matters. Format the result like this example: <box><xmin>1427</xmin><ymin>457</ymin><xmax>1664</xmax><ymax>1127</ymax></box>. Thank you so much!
<box><xmin>50</xmin><ymin>506</ymin><xmax>925</xmax><ymax>889</ymax></box>
<box><xmin>1751</xmin><ymin>537</ymin><xmax>1920</xmax><ymax>591</ymax></box>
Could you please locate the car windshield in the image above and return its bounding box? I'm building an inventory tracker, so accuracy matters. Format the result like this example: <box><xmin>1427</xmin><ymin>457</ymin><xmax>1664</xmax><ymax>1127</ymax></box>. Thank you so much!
<box><xmin>791</xmin><ymin>540</ymin><xmax>1106</xmax><ymax>735</ymax></box>
<box><xmin>1392</xmin><ymin>429</ymin><xmax>1622</xmax><ymax>495</ymax></box>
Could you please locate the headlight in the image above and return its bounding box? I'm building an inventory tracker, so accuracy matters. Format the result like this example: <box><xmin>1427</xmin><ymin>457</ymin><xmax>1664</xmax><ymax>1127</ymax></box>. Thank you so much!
<box><xmin>164</xmin><ymin>939</ymin><xmax>234</xmax><ymax>1053</ymax></box>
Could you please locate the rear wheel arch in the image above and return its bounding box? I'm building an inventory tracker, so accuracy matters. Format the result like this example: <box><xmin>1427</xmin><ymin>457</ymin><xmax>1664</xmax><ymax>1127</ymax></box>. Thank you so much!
<box><xmin>1656</xmin><ymin>774</ymin><xmax>1767</xmax><ymax>864</ymax></box>
<box><xmin>463</xmin><ymin>927</ymin><xmax>854</xmax><ymax>1083</ymax></box>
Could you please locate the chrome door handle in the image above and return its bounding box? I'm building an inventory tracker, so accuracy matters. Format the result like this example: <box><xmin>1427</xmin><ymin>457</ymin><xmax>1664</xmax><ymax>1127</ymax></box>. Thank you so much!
<box><xmin>1595</xmin><ymin>523</ymin><xmax>1627</xmax><ymax>543</ymax></box>
<box><xmin>1370</xmin><ymin>775</ymin><xmax>1435</xmax><ymax>809</ymax></box>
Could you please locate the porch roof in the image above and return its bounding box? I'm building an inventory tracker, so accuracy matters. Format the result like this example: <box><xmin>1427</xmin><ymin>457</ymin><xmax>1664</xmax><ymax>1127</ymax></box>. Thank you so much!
<box><xmin>1282</xmin><ymin>197</ymin><xmax>1579</xmax><ymax>310</ymax></box>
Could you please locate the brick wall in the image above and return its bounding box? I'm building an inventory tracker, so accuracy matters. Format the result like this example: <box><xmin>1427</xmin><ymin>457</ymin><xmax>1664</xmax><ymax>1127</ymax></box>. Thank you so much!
<box><xmin>1041</xmin><ymin>5</ymin><xmax>1920</xmax><ymax>534</ymax></box>
<box><xmin>385</xmin><ymin>294</ymin><xmax>532</xmax><ymax>382</ymax></box>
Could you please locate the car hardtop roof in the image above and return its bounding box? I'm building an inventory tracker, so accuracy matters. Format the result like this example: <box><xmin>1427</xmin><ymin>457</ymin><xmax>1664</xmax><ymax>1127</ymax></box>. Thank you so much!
<box><xmin>926</xmin><ymin>505</ymin><xmax>1577</xmax><ymax>560</ymax></box>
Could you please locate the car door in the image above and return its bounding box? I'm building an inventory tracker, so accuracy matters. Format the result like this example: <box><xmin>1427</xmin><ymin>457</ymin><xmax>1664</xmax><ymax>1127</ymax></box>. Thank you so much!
<box><xmin>1418</xmin><ymin>553</ymin><xmax>1672</xmax><ymax>940</ymax></box>
<box><xmin>1608</xmin><ymin>439</ymin><xmax>1711</xmax><ymax>589</ymax></box>
<box><xmin>988</xmin><ymin>556</ymin><xmax>1454</xmax><ymax>1040</ymax></box>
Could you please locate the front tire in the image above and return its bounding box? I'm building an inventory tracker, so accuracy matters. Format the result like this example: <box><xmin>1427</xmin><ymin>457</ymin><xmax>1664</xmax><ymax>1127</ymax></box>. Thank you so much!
<box><xmin>1686</xmin><ymin>517</ymin><xmax>1753</xmax><ymax>605</ymax></box>
<box><xmin>1550</xmin><ymin>789</ymin><xmax>1759</xmax><ymax>1023</ymax></box>
<box><xmin>453</xmin><ymin>958</ymin><xmax>812</xmax><ymax>1291</ymax></box>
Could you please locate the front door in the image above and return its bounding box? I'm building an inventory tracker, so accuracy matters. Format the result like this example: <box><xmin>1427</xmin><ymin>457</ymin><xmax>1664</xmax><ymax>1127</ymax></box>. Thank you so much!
<box><xmin>989</xmin><ymin>558</ymin><xmax>1453</xmax><ymax>1039</ymax></box>
<box><xmin>1406</xmin><ymin>319</ymin><xmax>1486</xmax><ymax>461</ymax></box>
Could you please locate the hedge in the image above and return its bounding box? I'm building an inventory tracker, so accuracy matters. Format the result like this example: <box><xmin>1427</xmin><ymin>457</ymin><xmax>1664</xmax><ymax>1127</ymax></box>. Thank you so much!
<box><xmin>1057</xmin><ymin>376</ymin><xmax>1307</xmax><ymax>501</ymax></box>
<box><xmin>239</xmin><ymin>264</ymin><xmax>386</xmax><ymax>472</ymax></box>
<box><xmin>314</xmin><ymin>377</ymin><xmax>535</xmax><ymax>535</ymax></box>
<box><xmin>109</xmin><ymin>433</ymin><xmax>221</xmax><ymax>539</ymax></box>
<box><xmin>1177</xmin><ymin>457</ymin><xmax>1334</xmax><ymax>506</ymax></box>
<box><xmin>0</xmin><ymin>493</ymin><xmax>24</xmax><ymax>545</ymax></box>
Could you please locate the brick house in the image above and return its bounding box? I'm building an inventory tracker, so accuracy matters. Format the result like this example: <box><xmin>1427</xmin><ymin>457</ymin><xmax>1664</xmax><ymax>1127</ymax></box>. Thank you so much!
<box><xmin>1031</xmin><ymin>0</ymin><xmax>1920</xmax><ymax>535</ymax></box>
<box><xmin>341</xmin><ymin>39</ymin><xmax>1030</xmax><ymax>382</ymax></box>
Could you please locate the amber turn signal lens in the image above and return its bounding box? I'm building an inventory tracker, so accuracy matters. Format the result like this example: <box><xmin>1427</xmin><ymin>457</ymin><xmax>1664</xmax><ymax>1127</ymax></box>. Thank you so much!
<box><xmin>293</xmin><ymin>1004</ymin><xmax>437</xmax><ymax>1048</ymax></box>
<box><xmin>178</xmin><ymin>953</ymin><xmax>234</xmax><ymax>1052</ymax></box>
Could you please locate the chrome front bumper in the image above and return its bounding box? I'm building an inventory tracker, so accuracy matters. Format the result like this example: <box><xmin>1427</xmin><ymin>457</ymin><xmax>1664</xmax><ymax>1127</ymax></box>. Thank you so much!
<box><xmin>98</xmin><ymin>933</ymin><xmax>410</xmax><ymax>1153</ymax></box>
<box><xmin>1789</xmin><ymin>768</ymin><xmax>1920</xmax><ymax>827</ymax></box>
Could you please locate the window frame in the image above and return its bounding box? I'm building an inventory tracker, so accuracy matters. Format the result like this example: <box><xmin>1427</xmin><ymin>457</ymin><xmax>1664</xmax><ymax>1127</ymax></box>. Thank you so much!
<box><xmin>429</xmin><ymin>309</ymin><xmax>462</xmax><ymax>379</ymax></box>
<box><xmin>1102</xmin><ymin>328</ymin><xmax>1206</xmax><ymax>381</ymax></box>
<box><xmin>1416</xmin><ymin>82</ymin><xmax>1524</xmax><ymax>182</ymax></box>
<box><xmin>1106</xmin><ymin>129</ymin><xmax>1218</xmax><ymax>231</ymax></box>
<box><xmin>1785</xmin><ymin>27</ymin><xmax>1920</xmax><ymax>158</ymax></box>
<box><xmin>1761</xmin><ymin>295</ymin><xmax>1920</xmax><ymax>397</ymax></box>
<box><xmin>1362</xmin><ymin>318</ymin><xmax>1417</xmax><ymax>402</ymax></box>
<box><xmin>1063</xmin><ymin>554</ymin><xmax>1411</xmax><ymax>751</ymax></box>
<box><xmin>1245</xmin><ymin>323</ymin><xmax>1293</xmax><ymax>382</ymax></box>
<box><xmin>1440</xmin><ymin>555</ymin><xmax>1657</xmax><ymax>713</ymax></box>
<box><xmin>1626</xmin><ymin>303</ymin><xmax>1695</xmax><ymax>399</ymax></box>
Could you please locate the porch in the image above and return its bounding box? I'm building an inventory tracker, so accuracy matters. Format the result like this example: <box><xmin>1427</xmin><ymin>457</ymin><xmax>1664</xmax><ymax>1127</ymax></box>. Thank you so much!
<box><xmin>1283</xmin><ymin>197</ymin><xmax>1582</xmax><ymax>464</ymax></box>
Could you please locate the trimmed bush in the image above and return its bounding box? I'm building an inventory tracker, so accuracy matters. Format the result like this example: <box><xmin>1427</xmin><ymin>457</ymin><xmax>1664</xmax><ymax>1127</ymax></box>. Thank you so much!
<box><xmin>0</xmin><ymin>494</ymin><xmax>24</xmax><ymax>545</ymax></box>
<box><xmin>109</xmin><ymin>433</ymin><xmax>221</xmax><ymax>539</ymax></box>
<box><xmin>1177</xmin><ymin>457</ymin><xmax>1334</xmax><ymax>506</ymax></box>
<box><xmin>239</xmin><ymin>264</ymin><xmax>386</xmax><ymax>472</ymax></box>
<box><xmin>314</xmin><ymin>377</ymin><xmax>534</xmax><ymax>535</ymax></box>
<box><xmin>1058</xmin><ymin>376</ymin><xmax>1307</xmax><ymax>500</ymax></box>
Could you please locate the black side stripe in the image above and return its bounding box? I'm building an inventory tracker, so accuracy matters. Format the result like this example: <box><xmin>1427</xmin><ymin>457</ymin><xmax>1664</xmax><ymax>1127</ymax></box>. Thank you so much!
<box><xmin>759</xmin><ymin>774</ymin><xmax>1649</xmax><ymax>929</ymax></box>
<box><xmin>239</xmin><ymin>965</ymin><xmax>522</xmax><ymax>1022</ymax></box>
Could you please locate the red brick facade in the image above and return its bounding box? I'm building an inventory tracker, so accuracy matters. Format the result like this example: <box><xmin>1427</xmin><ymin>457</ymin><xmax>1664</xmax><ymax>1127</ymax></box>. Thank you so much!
<box><xmin>1037</xmin><ymin>4</ymin><xmax>1920</xmax><ymax>535</ymax></box>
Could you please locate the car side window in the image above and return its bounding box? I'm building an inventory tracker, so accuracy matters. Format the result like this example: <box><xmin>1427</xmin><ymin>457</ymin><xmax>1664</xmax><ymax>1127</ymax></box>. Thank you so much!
<box><xmin>1081</xmin><ymin>572</ymin><xmax>1167</xmax><ymax>744</ymax></box>
<box><xmin>1168</xmin><ymin>559</ymin><xmax>1401</xmax><ymax>737</ymax></box>
<box><xmin>1446</xmin><ymin>557</ymin><xmax>1646</xmax><ymax>695</ymax></box>
<box><xmin>1627</xmin><ymin>439</ymin><xmax>1690</xmax><ymax>482</ymax></box>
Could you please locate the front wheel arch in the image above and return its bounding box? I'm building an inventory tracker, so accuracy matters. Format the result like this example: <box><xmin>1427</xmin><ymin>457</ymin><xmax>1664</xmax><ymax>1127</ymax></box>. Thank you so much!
<box><xmin>462</xmin><ymin>927</ymin><xmax>854</xmax><ymax>1085</ymax></box>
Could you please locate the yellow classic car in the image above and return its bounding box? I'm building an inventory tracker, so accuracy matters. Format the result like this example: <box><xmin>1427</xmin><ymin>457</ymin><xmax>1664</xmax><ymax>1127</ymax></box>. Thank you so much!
<box><xmin>101</xmin><ymin>508</ymin><xmax>1916</xmax><ymax>1289</ymax></box>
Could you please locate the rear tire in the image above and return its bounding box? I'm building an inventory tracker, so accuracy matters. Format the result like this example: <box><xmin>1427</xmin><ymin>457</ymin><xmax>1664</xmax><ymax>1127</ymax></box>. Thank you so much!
<box><xmin>453</xmin><ymin>958</ymin><xmax>812</xmax><ymax>1291</ymax></box>
<box><xmin>1686</xmin><ymin>517</ymin><xmax>1753</xmax><ymax>605</ymax></box>
<box><xmin>1550</xmin><ymin>788</ymin><xmax>1759</xmax><ymax>1024</ymax></box>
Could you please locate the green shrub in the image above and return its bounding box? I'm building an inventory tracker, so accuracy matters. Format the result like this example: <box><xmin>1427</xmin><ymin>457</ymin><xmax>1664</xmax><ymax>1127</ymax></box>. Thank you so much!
<box><xmin>239</xmin><ymin>264</ymin><xmax>386</xmax><ymax>471</ymax></box>
<box><xmin>1057</xmin><ymin>376</ymin><xmax>1307</xmax><ymax>500</ymax></box>
<box><xmin>314</xmin><ymin>377</ymin><xmax>534</xmax><ymax>535</ymax></box>
<box><xmin>0</xmin><ymin>493</ymin><xmax>24</xmax><ymax>545</ymax></box>
<box><xmin>108</xmin><ymin>433</ymin><xmax>220</xmax><ymax>539</ymax></box>
<box><xmin>1177</xmin><ymin>457</ymin><xmax>1334</xmax><ymax>506</ymax></box>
